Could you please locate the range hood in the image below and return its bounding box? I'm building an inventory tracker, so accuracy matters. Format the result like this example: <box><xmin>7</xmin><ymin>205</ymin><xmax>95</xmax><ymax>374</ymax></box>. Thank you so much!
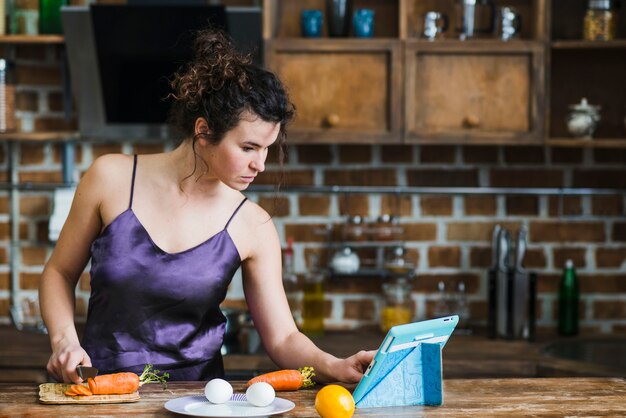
<box><xmin>62</xmin><ymin>4</ymin><xmax>262</xmax><ymax>141</ymax></box>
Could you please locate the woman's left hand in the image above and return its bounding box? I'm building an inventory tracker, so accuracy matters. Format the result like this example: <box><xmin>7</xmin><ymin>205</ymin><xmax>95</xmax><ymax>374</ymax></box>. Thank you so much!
<box><xmin>329</xmin><ymin>350</ymin><xmax>376</xmax><ymax>384</ymax></box>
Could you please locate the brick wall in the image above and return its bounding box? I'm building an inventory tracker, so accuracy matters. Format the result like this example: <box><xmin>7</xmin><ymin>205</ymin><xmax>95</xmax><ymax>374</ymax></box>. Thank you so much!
<box><xmin>1</xmin><ymin>44</ymin><xmax>625</xmax><ymax>336</ymax></box>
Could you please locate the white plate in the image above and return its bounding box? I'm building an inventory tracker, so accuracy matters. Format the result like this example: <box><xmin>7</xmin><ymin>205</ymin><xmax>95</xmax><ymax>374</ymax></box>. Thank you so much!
<box><xmin>164</xmin><ymin>395</ymin><xmax>296</xmax><ymax>417</ymax></box>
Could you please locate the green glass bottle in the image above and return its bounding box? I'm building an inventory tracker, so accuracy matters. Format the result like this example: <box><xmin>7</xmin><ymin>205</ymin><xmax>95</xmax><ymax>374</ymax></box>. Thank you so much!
<box><xmin>558</xmin><ymin>259</ymin><xmax>579</xmax><ymax>336</ymax></box>
<box><xmin>39</xmin><ymin>0</ymin><xmax>68</xmax><ymax>34</ymax></box>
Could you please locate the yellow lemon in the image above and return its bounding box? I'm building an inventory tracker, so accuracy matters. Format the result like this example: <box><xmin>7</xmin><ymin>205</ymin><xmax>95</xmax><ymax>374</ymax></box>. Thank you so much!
<box><xmin>314</xmin><ymin>384</ymin><xmax>355</xmax><ymax>418</ymax></box>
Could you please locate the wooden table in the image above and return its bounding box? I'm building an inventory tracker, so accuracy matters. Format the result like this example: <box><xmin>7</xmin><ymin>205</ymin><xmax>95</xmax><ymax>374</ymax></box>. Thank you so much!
<box><xmin>1</xmin><ymin>378</ymin><xmax>624</xmax><ymax>417</ymax></box>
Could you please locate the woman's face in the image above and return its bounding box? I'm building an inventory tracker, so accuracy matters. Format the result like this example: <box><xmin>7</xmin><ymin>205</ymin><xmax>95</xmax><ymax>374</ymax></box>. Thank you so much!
<box><xmin>202</xmin><ymin>113</ymin><xmax>280</xmax><ymax>191</ymax></box>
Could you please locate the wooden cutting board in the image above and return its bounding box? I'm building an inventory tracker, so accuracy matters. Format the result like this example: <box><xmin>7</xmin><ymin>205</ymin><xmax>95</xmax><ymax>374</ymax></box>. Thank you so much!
<box><xmin>38</xmin><ymin>383</ymin><xmax>140</xmax><ymax>404</ymax></box>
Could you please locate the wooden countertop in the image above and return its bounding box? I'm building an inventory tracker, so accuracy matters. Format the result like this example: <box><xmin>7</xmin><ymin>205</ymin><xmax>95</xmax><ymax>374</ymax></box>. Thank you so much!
<box><xmin>1</xmin><ymin>378</ymin><xmax>625</xmax><ymax>417</ymax></box>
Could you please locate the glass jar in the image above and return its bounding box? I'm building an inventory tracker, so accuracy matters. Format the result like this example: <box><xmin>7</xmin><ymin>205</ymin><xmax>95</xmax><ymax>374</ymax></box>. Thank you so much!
<box><xmin>380</xmin><ymin>279</ymin><xmax>413</xmax><ymax>332</ymax></box>
<box><xmin>344</xmin><ymin>215</ymin><xmax>366</xmax><ymax>241</ymax></box>
<box><xmin>584</xmin><ymin>0</ymin><xmax>617</xmax><ymax>41</ymax></box>
<box><xmin>0</xmin><ymin>59</ymin><xmax>16</xmax><ymax>133</ymax></box>
<box><xmin>374</xmin><ymin>214</ymin><xmax>398</xmax><ymax>241</ymax></box>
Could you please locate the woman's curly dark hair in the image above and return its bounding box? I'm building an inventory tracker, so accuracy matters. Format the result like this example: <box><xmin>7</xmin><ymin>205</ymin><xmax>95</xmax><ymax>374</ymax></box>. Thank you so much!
<box><xmin>167</xmin><ymin>28</ymin><xmax>295</xmax><ymax>169</ymax></box>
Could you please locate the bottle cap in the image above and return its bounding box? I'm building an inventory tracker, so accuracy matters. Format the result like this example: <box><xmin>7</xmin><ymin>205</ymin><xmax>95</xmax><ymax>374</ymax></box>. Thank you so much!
<box><xmin>565</xmin><ymin>259</ymin><xmax>574</xmax><ymax>269</ymax></box>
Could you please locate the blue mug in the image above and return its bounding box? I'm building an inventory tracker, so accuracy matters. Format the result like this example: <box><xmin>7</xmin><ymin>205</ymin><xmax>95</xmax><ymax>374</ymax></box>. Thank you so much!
<box><xmin>353</xmin><ymin>8</ymin><xmax>375</xmax><ymax>38</ymax></box>
<box><xmin>301</xmin><ymin>9</ymin><xmax>323</xmax><ymax>38</ymax></box>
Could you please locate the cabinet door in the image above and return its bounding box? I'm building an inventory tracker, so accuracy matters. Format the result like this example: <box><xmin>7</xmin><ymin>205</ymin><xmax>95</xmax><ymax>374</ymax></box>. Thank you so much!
<box><xmin>266</xmin><ymin>39</ymin><xmax>403</xmax><ymax>143</ymax></box>
<box><xmin>405</xmin><ymin>41</ymin><xmax>545</xmax><ymax>144</ymax></box>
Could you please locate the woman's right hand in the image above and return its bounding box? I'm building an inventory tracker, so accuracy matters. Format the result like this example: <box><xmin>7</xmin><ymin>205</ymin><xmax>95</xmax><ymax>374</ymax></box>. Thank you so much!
<box><xmin>47</xmin><ymin>337</ymin><xmax>92</xmax><ymax>384</ymax></box>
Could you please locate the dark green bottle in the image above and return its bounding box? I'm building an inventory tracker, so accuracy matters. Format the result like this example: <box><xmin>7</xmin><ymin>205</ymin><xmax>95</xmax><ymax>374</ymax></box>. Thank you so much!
<box><xmin>39</xmin><ymin>0</ymin><xmax>68</xmax><ymax>34</ymax></box>
<box><xmin>558</xmin><ymin>259</ymin><xmax>579</xmax><ymax>336</ymax></box>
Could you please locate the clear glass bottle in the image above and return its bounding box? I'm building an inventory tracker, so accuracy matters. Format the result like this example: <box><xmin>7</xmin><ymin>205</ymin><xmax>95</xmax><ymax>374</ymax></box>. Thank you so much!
<box><xmin>302</xmin><ymin>253</ymin><xmax>325</xmax><ymax>336</ymax></box>
<box><xmin>282</xmin><ymin>237</ymin><xmax>302</xmax><ymax>324</ymax></box>
<box><xmin>380</xmin><ymin>278</ymin><xmax>413</xmax><ymax>332</ymax></box>
<box><xmin>584</xmin><ymin>0</ymin><xmax>617</xmax><ymax>41</ymax></box>
<box><xmin>558</xmin><ymin>259</ymin><xmax>579</xmax><ymax>336</ymax></box>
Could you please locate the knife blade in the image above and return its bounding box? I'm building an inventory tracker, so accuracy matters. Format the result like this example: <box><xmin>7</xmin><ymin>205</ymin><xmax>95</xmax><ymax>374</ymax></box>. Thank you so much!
<box><xmin>77</xmin><ymin>366</ymin><xmax>98</xmax><ymax>380</ymax></box>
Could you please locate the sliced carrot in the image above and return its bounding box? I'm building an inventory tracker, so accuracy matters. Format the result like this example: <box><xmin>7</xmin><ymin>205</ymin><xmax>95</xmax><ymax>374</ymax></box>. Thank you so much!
<box><xmin>64</xmin><ymin>387</ymin><xmax>80</xmax><ymax>396</ymax></box>
<box><xmin>73</xmin><ymin>385</ymin><xmax>93</xmax><ymax>396</ymax></box>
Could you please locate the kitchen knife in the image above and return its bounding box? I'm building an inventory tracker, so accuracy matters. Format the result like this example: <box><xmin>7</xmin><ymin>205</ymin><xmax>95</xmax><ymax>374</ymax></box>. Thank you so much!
<box><xmin>496</xmin><ymin>227</ymin><xmax>511</xmax><ymax>339</ymax></box>
<box><xmin>76</xmin><ymin>366</ymin><xmax>98</xmax><ymax>381</ymax></box>
<box><xmin>487</xmin><ymin>225</ymin><xmax>502</xmax><ymax>339</ymax></box>
<box><xmin>512</xmin><ymin>226</ymin><xmax>529</xmax><ymax>339</ymax></box>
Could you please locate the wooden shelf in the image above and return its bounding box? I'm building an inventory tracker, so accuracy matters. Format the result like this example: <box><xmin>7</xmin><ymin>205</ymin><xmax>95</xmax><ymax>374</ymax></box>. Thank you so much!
<box><xmin>0</xmin><ymin>131</ymin><xmax>78</xmax><ymax>142</ymax></box>
<box><xmin>547</xmin><ymin>138</ymin><xmax>626</xmax><ymax>148</ymax></box>
<box><xmin>0</xmin><ymin>35</ymin><xmax>64</xmax><ymax>44</ymax></box>
<box><xmin>551</xmin><ymin>40</ymin><xmax>626</xmax><ymax>49</ymax></box>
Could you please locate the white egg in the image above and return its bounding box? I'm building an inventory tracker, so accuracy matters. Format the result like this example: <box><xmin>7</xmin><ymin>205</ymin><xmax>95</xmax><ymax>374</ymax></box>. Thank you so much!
<box><xmin>245</xmin><ymin>382</ymin><xmax>275</xmax><ymax>407</ymax></box>
<box><xmin>204</xmin><ymin>378</ymin><xmax>233</xmax><ymax>404</ymax></box>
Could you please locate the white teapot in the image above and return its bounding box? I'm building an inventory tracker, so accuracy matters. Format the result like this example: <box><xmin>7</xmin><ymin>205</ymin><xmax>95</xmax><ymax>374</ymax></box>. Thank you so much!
<box><xmin>566</xmin><ymin>98</ymin><xmax>601</xmax><ymax>139</ymax></box>
<box><xmin>331</xmin><ymin>247</ymin><xmax>360</xmax><ymax>274</ymax></box>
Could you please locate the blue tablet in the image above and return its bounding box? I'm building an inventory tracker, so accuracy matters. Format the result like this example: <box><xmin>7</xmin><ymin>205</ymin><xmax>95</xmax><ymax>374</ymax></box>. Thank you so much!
<box><xmin>352</xmin><ymin>316</ymin><xmax>459</xmax><ymax>404</ymax></box>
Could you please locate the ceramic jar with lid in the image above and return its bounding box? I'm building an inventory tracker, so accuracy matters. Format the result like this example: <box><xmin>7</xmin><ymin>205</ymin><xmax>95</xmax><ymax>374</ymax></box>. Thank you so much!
<box><xmin>331</xmin><ymin>246</ymin><xmax>360</xmax><ymax>274</ymax></box>
<box><xmin>566</xmin><ymin>98</ymin><xmax>601</xmax><ymax>139</ymax></box>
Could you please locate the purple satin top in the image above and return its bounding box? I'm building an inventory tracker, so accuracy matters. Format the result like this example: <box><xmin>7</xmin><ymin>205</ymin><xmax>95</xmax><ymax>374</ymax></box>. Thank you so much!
<box><xmin>82</xmin><ymin>155</ymin><xmax>245</xmax><ymax>381</ymax></box>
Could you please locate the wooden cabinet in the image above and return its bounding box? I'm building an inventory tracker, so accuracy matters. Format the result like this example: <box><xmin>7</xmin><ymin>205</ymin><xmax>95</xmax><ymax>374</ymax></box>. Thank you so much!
<box><xmin>260</xmin><ymin>0</ymin><xmax>623</xmax><ymax>146</ymax></box>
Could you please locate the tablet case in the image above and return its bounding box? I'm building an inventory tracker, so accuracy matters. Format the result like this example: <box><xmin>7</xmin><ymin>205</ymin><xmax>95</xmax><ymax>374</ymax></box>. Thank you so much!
<box><xmin>355</xmin><ymin>342</ymin><xmax>443</xmax><ymax>408</ymax></box>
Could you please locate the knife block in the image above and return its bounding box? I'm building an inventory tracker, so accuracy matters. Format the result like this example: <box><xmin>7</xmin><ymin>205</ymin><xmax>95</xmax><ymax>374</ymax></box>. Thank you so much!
<box><xmin>488</xmin><ymin>269</ymin><xmax>536</xmax><ymax>341</ymax></box>
<box><xmin>355</xmin><ymin>342</ymin><xmax>443</xmax><ymax>408</ymax></box>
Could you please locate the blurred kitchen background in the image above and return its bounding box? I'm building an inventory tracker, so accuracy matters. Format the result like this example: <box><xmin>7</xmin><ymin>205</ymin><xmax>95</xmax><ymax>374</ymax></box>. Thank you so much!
<box><xmin>0</xmin><ymin>0</ymin><xmax>625</xmax><ymax>382</ymax></box>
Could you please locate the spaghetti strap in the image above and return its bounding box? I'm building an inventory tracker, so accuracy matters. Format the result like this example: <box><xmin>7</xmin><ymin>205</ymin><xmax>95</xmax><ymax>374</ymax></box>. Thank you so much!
<box><xmin>129</xmin><ymin>155</ymin><xmax>138</xmax><ymax>209</ymax></box>
<box><xmin>224</xmin><ymin>198</ymin><xmax>248</xmax><ymax>230</ymax></box>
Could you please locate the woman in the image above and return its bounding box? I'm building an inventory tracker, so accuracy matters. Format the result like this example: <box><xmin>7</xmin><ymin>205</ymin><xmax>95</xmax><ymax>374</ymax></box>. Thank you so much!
<box><xmin>39</xmin><ymin>29</ymin><xmax>374</xmax><ymax>384</ymax></box>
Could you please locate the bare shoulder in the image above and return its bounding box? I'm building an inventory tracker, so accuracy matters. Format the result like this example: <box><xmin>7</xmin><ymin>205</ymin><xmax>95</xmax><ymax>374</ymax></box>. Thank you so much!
<box><xmin>229</xmin><ymin>198</ymin><xmax>280</xmax><ymax>259</ymax></box>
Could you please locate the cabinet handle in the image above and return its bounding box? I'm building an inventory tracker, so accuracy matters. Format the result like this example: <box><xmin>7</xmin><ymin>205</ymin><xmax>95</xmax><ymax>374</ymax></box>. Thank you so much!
<box><xmin>324</xmin><ymin>114</ymin><xmax>340</xmax><ymax>128</ymax></box>
<box><xmin>463</xmin><ymin>115</ymin><xmax>481</xmax><ymax>128</ymax></box>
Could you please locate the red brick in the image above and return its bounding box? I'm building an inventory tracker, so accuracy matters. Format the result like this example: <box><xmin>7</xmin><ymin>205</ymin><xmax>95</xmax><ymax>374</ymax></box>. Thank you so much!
<box><xmin>257</xmin><ymin>170</ymin><xmax>314</xmax><ymax>186</ymax></box>
<box><xmin>503</xmin><ymin>146</ymin><xmax>545</xmax><ymax>164</ymax></box>
<box><xmin>524</xmin><ymin>248</ymin><xmax>547</xmax><ymax>269</ymax></box>
<box><xmin>0</xmin><ymin>145</ymin><xmax>5</xmax><ymax>164</ymax></box>
<box><xmin>469</xmin><ymin>246</ymin><xmax>492</xmax><ymax>268</ymax></box>
<box><xmin>420</xmin><ymin>196</ymin><xmax>452</xmax><ymax>216</ymax></box>
<box><xmin>284</xmin><ymin>224</ymin><xmax>330</xmax><ymax>243</ymax></box>
<box><xmin>462</xmin><ymin>146</ymin><xmax>498</xmax><ymax>164</ymax></box>
<box><xmin>20</xmin><ymin>195</ymin><xmax>50</xmax><ymax>216</ymax></box>
<box><xmin>0</xmin><ymin>247</ymin><xmax>7</xmax><ymax>264</ymax></box>
<box><xmin>338</xmin><ymin>195</ymin><xmax>369</xmax><ymax>216</ymax></box>
<box><xmin>530</xmin><ymin>221</ymin><xmax>605</xmax><ymax>243</ymax></box>
<box><xmin>47</xmin><ymin>91</ymin><xmax>66</xmax><ymax>112</ymax></box>
<box><xmin>614</xmin><ymin>222</ymin><xmax>626</xmax><ymax>241</ymax></box>
<box><xmin>20</xmin><ymin>272</ymin><xmax>41</xmax><ymax>289</ymax></box>
<box><xmin>325</xmin><ymin>169</ymin><xmax>396</xmax><ymax>186</ymax></box>
<box><xmin>407</xmin><ymin>169</ymin><xmax>478</xmax><ymax>187</ymax></box>
<box><xmin>91</xmin><ymin>143</ymin><xmax>123</xmax><ymax>158</ymax></box>
<box><xmin>490</xmin><ymin>169</ymin><xmax>563</xmax><ymax>188</ymax></box>
<box><xmin>343</xmin><ymin>299</ymin><xmax>377</xmax><ymax>321</ymax></box>
<box><xmin>79</xmin><ymin>272</ymin><xmax>91</xmax><ymax>292</ymax></box>
<box><xmin>16</xmin><ymin>91</ymin><xmax>38</xmax><ymax>111</ymax></box>
<box><xmin>0</xmin><ymin>196</ymin><xmax>9</xmax><ymax>213</ymax></box>
<box><xmin>19</xmin><ymin>171</ymin><xmax>62</xmax><ymax>183</ymax></box>
<box><xmin>299</xmin><ymin>195</ymin><xmax>330</xmax><ymax>216</ymax></box>
<box><xmin>595</xmin><ymin>248</ymin><xmax>626</xmax><ymax>268</ymax></box>
<box><xmin>536</xmin><ymin>273</ymin><xmax>560</xmax><ymax>293</ymax></box>
<box><xmin>420</xmin><ymin>146</ymin><xmax>455</xmax><ymax>163</ymax></box>
<box><xmin>464</xmin><ymin>196</ymin><xmax>497</xmax><ymax>216</ymax></box>
<box><xmin>548</xmin><ymin>196</ymin><xmax>583</xmax><ymax>217</ymax></box>
<box><xmin>0</xmin><ymin>273</ymin><xmax>8</xmax><ymax>291</ymax></box>
<box><xmin>15</xmin><ymin>45</ymin><xmax>47</xmax><ymax>61</ymax></box>
<box><xmin>298</xmin><ymin>145</ymin><xmax>332</xmax><ymax>164</ymax></box>
<box><xmin>553</xmin><ymin>248</ymin><xmax>587</xmax><ymax>269</ymax></box>
<box><xmin>447</xmin><ymin>222</ymin><xmax>521</xmax><ymax>242</ymax></box>
<box><xmin>580</xmin><ymin>274</ymin><xmax>626</xmax><ymax>293</ymax></box>
<box><xmin>593</xmin><ymin>300</ymin><xmax>626</xmax><ymax>320</ymax></box>
<box><xmin>0</xmin><ymin>222</ymin><xmax>28</xmax><ymax>240</ymax></box>
<box><xmin>258</xmin><ymin>196</ymin><xmax>290</xmax><ymax>217</ymax></box>
<box><xmin>381</xmin><ymin>145</ymin><xmax>413</xmax><ymax>163</ymax></box>
<box><xmin>592</xmin><ymin>196</ymin><xmax>624</xmax><ymax>216</ymax></box>
<box><xmin>21</xmin><ymin>247</ymin><xmax>47</xmax><ymax>266</ymax></box>
<box><xmin>506</xmin><ymin>196</ymin><xmax>539</xmax><ymax>216</ymax></box>
<box><xmin>37</xmin><ymin>220</ymin><xmax>49</xmax><ymax>242</ymax></box>
<box><xmin>133</xmin><ymin>143</ymin><xmax>166</xmax><ymax>155</ymax></box>
<box><xmin>20</xmin><ymin>143</ymin><xmax>45</xmax><ymax>165</ymax></box>
<box><xmin>402</xmin><ymin>223</ymin><xmax>437</xmax><ymax>241</ymax></box>
<box><xmin>428</xmin><ymin>246</ymin><xmax>461</xmax><ymax>268</ymax></box>
<box><xmin>52</xmin><ymin>143</ymin><xmax>83</xmax><ymax>165</ymax></box>
<box><xmin>326</xmin><ymin>277</ymin><xmax>381</xmax><ymax>294</ymax></box>
<box><xmin>338</xmin><ymin>145</ymin><xmax>371</xmax><ymax>163</ymax></box>
<box><xmin>380</xmin><ymin>195</ymin><xmax>412</xmax><ymax>217</ymax></box>
<box><xmin>15</xmin><ymin>65</ymin><xmax>62</xmax><ymax>85</ymax></box>
<box><xmin>413</xmin><ymin>274</ymin><xmax>480</xmax><ymax>293</ymax></box>
<box><xmin>593</xmin><ymin>148</ymin><xmax>626</xmax><ymax>164</ymax></box>
<box><xmin>0</xmin><ymin>298</ymin><xmax>8</xmax><ymax>316</ymax></box>
<box><xmin>34</xmin><ymin>117</ymin><xmax>77</xmax><ymax>132</ymax></box>
<box><xmin>573</xmin><ymin>169</ymin><xmax>626</xmax><ymax>189</ymax></box>
<box><xmin>551</xmin><ymin>148</ymin><xmax>583</xmax><ymax>164</ymax></box>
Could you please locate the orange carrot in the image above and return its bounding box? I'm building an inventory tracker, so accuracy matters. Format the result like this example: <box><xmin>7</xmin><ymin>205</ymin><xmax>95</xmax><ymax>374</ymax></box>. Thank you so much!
<box><xmin>86</xmin><ymin>364</ymin><xmax>169</xmax><ymax>395</ymax></box>
<box><xmin>64</xmin><ymin>387</ymin><xmax>80</xmax><ymax>397</ymax></box>
<box><xmin>246</xmin><ymin>367</ymin><xmax>315</xmax><ymax>391</ymax></box>
<box><xmin>88</xmin><ymin>373</ymin><xmax>140</xmax><ymax>395</ymax></box>
<box><xmin>64</xmin><ymin>384</ymin><xmax>92</xmax><ymax>396</ymax></box>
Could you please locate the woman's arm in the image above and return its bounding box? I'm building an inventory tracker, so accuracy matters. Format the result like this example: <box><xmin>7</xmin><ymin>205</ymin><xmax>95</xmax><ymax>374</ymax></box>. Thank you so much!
<box><xmin>240</xmin><ymin>207</ymin><xmax>374</xmax><ymax>384</ymax></box>
<box><xmin>39</xmin><ymin>156</ymin><xmax>121</xmax><ymax>383</ymax></box>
